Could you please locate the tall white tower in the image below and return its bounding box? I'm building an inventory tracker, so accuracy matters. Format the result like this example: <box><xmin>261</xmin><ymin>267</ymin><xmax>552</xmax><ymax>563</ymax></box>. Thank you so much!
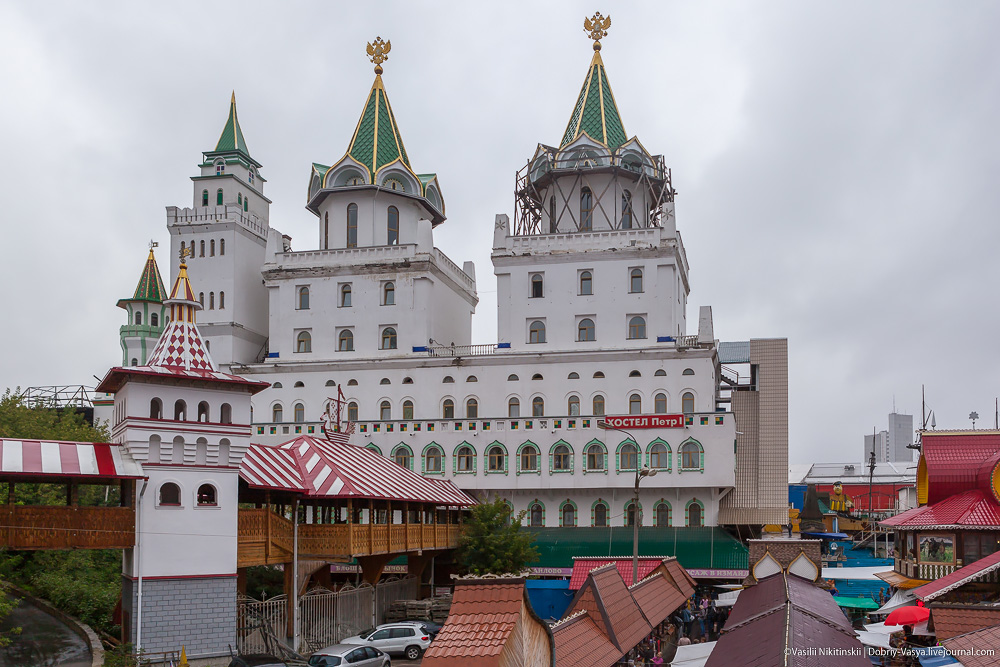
<box><xmin>167</xmin><ymin>93</ymin><xmax>272</xmax><ymax>371</ymax></box>
<box><xmin>98</xmin><ymin>255</ymin><xmax>268</xmax><ymax>659</ymax></box>
<box><xmin>116</xmin><ymin>248</ymin><xmax>167</xmax><ymax>366</ymax></box>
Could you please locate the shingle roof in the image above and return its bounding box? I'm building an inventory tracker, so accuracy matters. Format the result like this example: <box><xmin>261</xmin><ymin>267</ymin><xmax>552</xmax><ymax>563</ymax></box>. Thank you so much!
<box><xmin>345</xmin><ymin>74</ymin><xmax>411</xmax><ymax>179</ymax></box>
<box><xmin>912</xmin><ymin>550</ymin><xmax>1000</xmax><ymax>602</ymax></box>
<box><xmin>551</xmin><ymin>611</ymin><xmax>620</xmax><ymax>667</ymax></box>
<box><xmin>215</xmin><ymin>92</ymin><xmax>250</xmax><ymax>156</ymax></box>
<box><xmin>421</xmin><ymin>579</ymin><xmax>524</xmax><ymax>666</ymax></box>
<box><xmin>881</xmin><ymin>489</ymin><xmax>1000</xmax><ymax>529</ymax></box>
<box><xmin>122</xmin><ymin>249</ymin><xmax>167</xmax><ymax>304</ymax></box>
<box><xmin>941</xmin><ymin>621</ymin><xmax>1000</xmax><ymax>664</ymax></box>
<box><xmin>569</xmin><ymin>557</ymin><xmax>664</xmax><ymax>590</ymax></box>
<box><xmin>920</xmin><ymin>431</ymin><xmax>1000</xmax><ymax>504</ymax></box>
<box><xmin>932</xmin><ymin>606</ymin><xmax>1000</xmax><ymax>641</ymax></box>
<box><xmin>560</xmin><ymin>50</ymin><xmax>627</xmax><ymax>149</ymax></box>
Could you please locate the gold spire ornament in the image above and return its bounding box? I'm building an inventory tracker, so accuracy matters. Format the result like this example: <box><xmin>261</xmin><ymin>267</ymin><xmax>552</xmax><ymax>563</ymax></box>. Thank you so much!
<box><xmin>367</xmin><ymin>36</ymin><xmax>391</xmax><ymax>75</ymax></box>
<box><xmin>584</xmin><ymin>12</ymin><xmax>611</xmax><ymax>51</ymax></box>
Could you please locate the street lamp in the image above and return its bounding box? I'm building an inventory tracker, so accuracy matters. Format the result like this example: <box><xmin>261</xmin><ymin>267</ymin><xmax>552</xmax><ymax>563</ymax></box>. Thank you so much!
<box><xmin>598</xmin><ymin>420</ymin><xmax>658</xmax><ymax>584</ymax></box>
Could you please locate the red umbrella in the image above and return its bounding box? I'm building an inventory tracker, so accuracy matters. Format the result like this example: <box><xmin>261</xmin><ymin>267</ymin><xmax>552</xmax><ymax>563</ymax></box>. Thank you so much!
<box><xmin>885</xmin><ymin>600</ymin><xmax>930</xmax><ymax>626</ymax></box>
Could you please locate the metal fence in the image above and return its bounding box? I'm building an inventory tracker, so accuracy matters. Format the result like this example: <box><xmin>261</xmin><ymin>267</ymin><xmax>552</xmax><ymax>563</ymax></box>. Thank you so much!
<box><xmin>238</xmin><ymin>576</ymin><xmax>420</xmax><ymax>655</ymax></box>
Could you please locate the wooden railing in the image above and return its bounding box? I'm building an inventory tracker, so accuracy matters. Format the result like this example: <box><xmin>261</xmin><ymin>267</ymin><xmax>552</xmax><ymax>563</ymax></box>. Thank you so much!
<box><xmin>238</xmin><ymin>509</ymin><xmax>463</xmax><ymax>566</ymax></box>
<box><xmin>0</xmin><ymin>506</ymin><xmax>134</xmax><ymax>550</ymax></box>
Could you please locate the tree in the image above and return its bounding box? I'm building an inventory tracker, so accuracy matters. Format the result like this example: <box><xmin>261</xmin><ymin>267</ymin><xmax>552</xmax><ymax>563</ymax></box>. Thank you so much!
<box><xmin>457</xmin><ymin>497</ymin><xmax>539</xmax><ymax>576</ymax></box>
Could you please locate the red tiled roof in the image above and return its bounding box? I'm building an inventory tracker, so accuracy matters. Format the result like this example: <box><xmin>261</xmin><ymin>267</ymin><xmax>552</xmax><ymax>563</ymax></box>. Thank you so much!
<box><xmin>551</xmin><ymin>611</ymin><xmax>621</xmax><ymax>667</ymax></box>
<box><xmin>881</xmin><ymin>490</ymin><xmax>1000</xmax><ymax>529</ymax></box>
<box><xmin>705</xmin><ymin>572</ymin><xmax>868</xmax><ymax>667</ymax></box>
<box><xmin>941</xmin><ymin>621</ymin><xmax>1000</xmax><ymax>665</ymax></box>
<box><xmin>931</xmin><ymin>606</ymin><xmax>1000</xmax><ymax>641</ymax></box>
<box><xmin>921</xmin><ymin>432</ymin><xmax>1000</xmax><ymax>504</ymax></box>
<box><xmin>569</xmin><ymin>557</ymin><xmax>665</xmax><ymax>589</ymax></box>
<box><xmin>421</xmin><ymin>579</ymin><xmax>525</xmax><ymax>667</ymax></box>
<box><xmin>912</xmin><ymin>550</ymin><xmax>1000</xmax><ymax>602</ymax></box>
<box><xmin>629</xmin><ymin>573</ymin><xmax>685</xmax><ymax>627</ymax></box>
<box><xmin>591</xmin><ymin>565</ymin><xmax>652</xmax><ymax>652</ymax></box>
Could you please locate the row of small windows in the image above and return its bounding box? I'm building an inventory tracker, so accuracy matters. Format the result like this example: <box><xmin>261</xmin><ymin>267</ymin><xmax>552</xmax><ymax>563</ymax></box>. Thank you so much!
<box><xmin>198</xmin><ymin>291</ymin><xmax>225</xmax><ymax>310</ymax></box>
<box><xmin>201</xmin><ymin>185</ymin><xmax>249</xmax><ymax>212</ymax></box>
<box><xmin>294</xmin><ymin>327</ymin><xmax>397</xmax><ymax>353</ymax></box>
<box><xmin>132</xmin><ymin>312</ymin><xmax>160</xmax><ymax>327</ymax></box>
<box><xmin>325</xmin><ymin>204</ymin><xmax>400</xmax><ymax>250</ymax></box>
<box><xmin>548</xmin><ymin>188</ymin><xmax>637</xmax><ymax>234</ymax></box>
<box><xmin>211</xmin><ymin>159</ymin><xmax>256</xmax><ymax>184</ymax></box>
<box><xmin>158</xmin><ymin>481</ymin><xmax>218</xmax><ymax>507</ymax></box>
<box><xmin>181</xmin><ymin>239</ymin><xmax>226</xmax><ymax>259</ymax></box>
<box><xmin>524</xmin><ymin>498</ymin><xmax>701</xmax><ymax>528</ymax></box>
<box><xmin>527</xmin><ymin>316</ymin><xmax>647</xmax><ymax>343</ymax></box>
<box><xmin>149</xmin><ymin>398</ymin><xmax>233</xmax><ymax>424</ymax></box>
<box><xmin>297</xmin><ymin>282</ymin><xmax>395</xmax><ymax>311</ymax></box>
<box><xmin>529</xmin><ymin>268</ymin><xmax>644</xmax><ymax>299</ymax></box>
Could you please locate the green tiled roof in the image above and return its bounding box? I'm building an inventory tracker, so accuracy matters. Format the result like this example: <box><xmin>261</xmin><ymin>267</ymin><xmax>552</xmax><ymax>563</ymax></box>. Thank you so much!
<box><xmin>560</xmin><ymin>51</ymin><xmax>628</xmax><ymax>149</ymax></box>
<box><xmin>346</xmin><ymin>75</ymin><xmax>411</xmax><ymax>178</ymax></box>
<box><xmin>526</xmin><ymin>527</ymin><xmax>749</xmax><ymax>571</ymax></box>
<box><xmin>215</xmin><ymin>92</ymin><xmax>250</xmax><ymax>156</ymax></box>
<box><xmin>130</xmin><ymin>249</ymin><xmax>167</xmax><ymax>303</ymax></box>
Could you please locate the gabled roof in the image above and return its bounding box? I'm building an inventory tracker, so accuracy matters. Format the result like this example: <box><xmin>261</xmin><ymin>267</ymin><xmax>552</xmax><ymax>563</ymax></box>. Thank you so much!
<box><xmin>0</xmin><ymin>439</ymin><xmax>143</xmax><ymax>479</ymax></box>
<box><xmin>941</xmin><ymin>623</ymin><xmax>1000</xmax><ymax>666</ymax></box>
<box><xmin>119</xmin><ymin>248</ymin><xmax>167</xmax><ymax>307</ymax></box>
<box><xmin>551</xmin><ymin>611</ymin><xmax>620</xmax><ymax>667</ymax></box>
<box><xmin>345</xmin><ymin>74</ymin><xmax>411</xmax><ymax>179</ymax></box>
<box><xmin>560</xmin><ymin>49</ymin><xmax>628</xmax><ymax>150</ymax></box>
<box><xmin>215</xmin><ymin>92</ymin><xmax>250</xmax><ymax>156</ymax></box>
<box><xmin>569</xmin><ymin>557</ymin><xmax>664</xmax><ymax>590</ymax></box>
<box><xmin>881</xmin><ymin>489</ymin><xmax>1000</xmax><ymax>529</ymax></box>
<box><xmin>565</xmin><ymin>563</ymin><xmax>651</xmax><ymax>653</ymax></box>
<box><xmin>912</xmin><ymin>549</ymin><xmax>1000</xmax><ymax>602</ymax></box>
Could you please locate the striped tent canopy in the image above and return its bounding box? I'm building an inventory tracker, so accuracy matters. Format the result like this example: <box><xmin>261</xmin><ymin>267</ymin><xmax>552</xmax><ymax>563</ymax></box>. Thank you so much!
<box><xmin>0</xmin><ymin>439</ymin><xmax>144</xmax><ymax>479</ymax></box>
<box><xmin>241</xmin><ymin>434</ymin><xmax>475</xmax><ymax>506</ymax></box>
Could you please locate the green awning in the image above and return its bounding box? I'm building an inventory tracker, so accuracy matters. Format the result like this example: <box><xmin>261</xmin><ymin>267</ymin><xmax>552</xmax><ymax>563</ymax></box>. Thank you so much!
<box><xmin>525</xmin><ymin>527</ymin><xmax>748</xmax><ymax>571</ymax></box>
<box><xmin>833</xmin><ymin>596</ymin><xmax>879</xmax><ymax>609</ymax></box>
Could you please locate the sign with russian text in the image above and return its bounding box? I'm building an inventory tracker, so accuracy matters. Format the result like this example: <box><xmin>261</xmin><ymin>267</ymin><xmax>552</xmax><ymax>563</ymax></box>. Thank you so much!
<box><xmin>604</xmin><ymin>414</ymin><xmax>685</xmax><ymax>429</ymax></box>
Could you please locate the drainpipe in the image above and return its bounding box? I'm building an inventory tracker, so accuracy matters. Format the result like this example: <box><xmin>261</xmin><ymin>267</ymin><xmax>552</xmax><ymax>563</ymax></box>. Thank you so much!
<box><xmin>135</xmin><ymin>478</ymin><xmax>149</xmax><ymax>652</ymax></box>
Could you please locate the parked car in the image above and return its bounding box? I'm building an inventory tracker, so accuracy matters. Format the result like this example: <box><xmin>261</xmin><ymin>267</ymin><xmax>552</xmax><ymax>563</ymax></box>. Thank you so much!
<box><xmin>341</xmin><ymin>622</ymin><xmax>432</xmax><ymax>660</ymax></box>
<box><xmin>308</xmin><ymin>644</ymin><xmax>389</xmax><ymax>666</ymax></box>
<box><xmin>396</xmin><ymin>619</ymin><xmax>443</xmax><ymax>640</ymax></box>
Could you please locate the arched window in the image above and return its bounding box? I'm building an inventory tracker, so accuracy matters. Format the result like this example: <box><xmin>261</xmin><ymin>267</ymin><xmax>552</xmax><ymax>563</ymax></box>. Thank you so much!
<box><xmin>655</xmin><ymin>393</ymin><xmax>667</xmax><ymax>414</ymax></box>
<box><xmin>580</xmin><ymin>271</ymin><xmax>593</xmax><ymax>295</ymax></box>
<box><xmin>442</xmin><ymin>399</ymin><xmax>455</xmax><ymax>419</ymax></box>
<box><xmin>294</xmin><ymin>403</ymin><xmax>305</xmax><ymax>423</ymax></box>
<box><xmin>628</xmin><ymin>316</ymin><xmax>646</xmax><ymax>340</ymax></box>
<box><xmin>466</xmin><ymin>398</ymin><xmax>478</xmax><ymax>419</ymax></box>
<box><xmin>443</xmin><ymin>376</ymin><xmax>454</xmax><ymax>383</ymax></box>
<box><xmin>532</xmin><ymin>396</ymin><xmax>544</xmax><ymax>417</ymax></box>
<box><xmin>568</xmin><ymin>372</ymin><xmax>580</xmax><ymax>379</ymax></box>
<box><xmin>580</xmin><ymin>187</ymin><xmax>594</xmax><ymax>231</ymax></box>
<box><xmin>529</xmin><ymin>321</ymin><xmax>546</xmax><ymax>344</ymax></box>
<box><xmin>202</xmin><ymin>189</ymin><xmax>209</xmax><ymax>206</ymax></box>
<box><xmin>594</xmin><ymin>371</ymin><xmax>605</xmax><ymax>378</ymax></box>
<box><xmin>209</xmin><ymin>292</ymin><xmax>215</xmax><ymax>310</ymax></box>
<box><xmin>630</xmin><ymin>268</ymin><xmax>643</xmax><ymax>293</ymax></box>
<box><xmin>568</xmin><ymin>395</ymin><xmax>580</xmax><ymax>416</ymax></box>
<box><xmin>629</xmin><ymin>370</ymin><xmax>642</xmax><ymax>378</ymax></box>
<box><xmin>298</xmin><ymin>286</ymin><xmax>310</xmax><ymax>310</ymax></box>
<box><xmin>530</xmin><ymin>274</ymin><xmax>543</xmax><ymax>298</ymax></box>
<box><xmin>488</xmin><ymin>446</ymin><xmax>505</xmax><ymax>472</ymax></box>
<box><xmin>346</xmin><ymin>203</ymin><xmax>358</xmax><ymax>248</ymax></box>
<box><xmin>466</xmin><ymin>375</ymin><xmax>478</xmax><ymax>383</ymax></box>
<box><xmin>456</xmin><ymin>446</ymin><xmax>474</xmax><ymax>472</ymax></box>
<box><xmin>681</xmin><ymin>441</ymin><xmax>702</xmax><ymax>470</ymax></box>
<box><xmin>387</xmin><ymin>206</ymin><xmax>399</xmax><ymax>245</ymax></box>
<box><xmin>621</xmin><ymin>190</ymin><xmax>633</xmax><ymax>229</ymax></box>
<box><xmin>393</xmin><ymin>446</ymin><xmax>412</xmax><ymax>470</ymax></box>
<box><xmin>134</xmin><ymin>312</ymin><xmax>142</xmax><ymax>325</ymax></box>
<box><xmin>215</xmin><ymin>159</ymin><xmax>224</xmax><ymax>175</ymax></box>
<box><xmin>347</xmin><ymin>402</ymin><xmax>358</xmax><ymax>422</ymax></box>
<box><xmin>561</xmin><ymin>501</ymin><xmax>577</xmax><ymax>527</ymax></box>
<box><xmin>220</xmin><ymin>239</ymin><xmax>225</xmax><ymax>255</ymax></box>
<box><xmin>656</xmin><ymin>501</ymin><xmax>672</xmax><ymax>527</ymax></box>
<box><xmin>149</xmin><ymin>398</ymin><xmax>162</xmax><ymax>419</ymax></box>
<box><xmin>174</xmin><ymin>400</ymin><xmax>187</xmax><ymax>421</ymax></box>
<box><xmin>338</xmin><ymin>330</ymin><xmax>354</xmax><ymax>351</ymax></box>
<box><xmin>379</xmin><ymin>401</ymin><xmax>391</xmax><ymax>421</ymax></box>
<box><xmin>180</xmin><ymin>241</ymin><xmax>186</xmax><ymax>258</ymax></box>
<box><xmin>683</xmin><ymin>368</ymin><xmax>695</xmax><ymax>376</ymax></box>
<box><xmin>197</xmin><ymin>484</ymin><xmax>217</xmax><ymax>506</ymax></box>
<box><xmin>519</xmin><ymin>444</ymin><xmax>538</xmax><ymax>472</ymax></box>
<box><xmin>629</xmin><ymin>394</ymin><xmax>641</xmax><ymax>414</ymax></box>
<box><xmin>199</xmin><ymin>292</ymin><xmax>205</xmax><ymax>307</ymax></box>
<box><xmin>508</xmin><ymin>397</ymin><xmax>520</xmax><ymax>418</ymax></box>
<box><xmin>381</xmin><ymin>327</ymin><xmax>397</xmax><ymax>350</ymax></box>
<box><xmin>650</xmin><ymin>442</ymin><xmax>670</xmax><ymax>469</ymax></box>
<box><xmin>425</xmin><ymin>445</ymin><xmax>443</xmax><ymax>473</ymax></box>
<box><xmin>220</xmin><ymin>403</ymin><xmax>232</xmax><ymax>424</ymax></box>
<box><xmin>131</xmin><ymin>358</ymin><xmax>138</xmax><ymax>366</ymax></box>
<box><xmin>593</xmin><ymin>501</ymin><xmax>609</xmax><ymax>527</ymax></box>
<box><xmin>619</xmin><ymin>442</ymin><xmax>638</xmax><ymax>471</ymax></box>
<box><xmin>149</xmin><ymin>312</ymin><xmax>158</xmax><ymax>327</ymax></box>
<box><xmin>549</xmin><ymin>196</ymin><xmax>557</xmax><ymax>233</ymax></box>
<box><xmin>507</xmin><ymin>374</ymin><xmax>519</xmax><ymax>381</ymax></box>
<box><xmin>586</xmin><ymin>443</ymin><xmax>605</xmax><ymax>471</ymax></box>
<box><xmin>219</xmin><ymin>439</ymin><xmax>230</xmax><ymax>465</ymax></box>
<box><xmin>272</xmin><ymin>405</ymin><xmax>283</xmax><ymax>423</ymax></box>
<box><xmin>402</xmin><ymin>400</ymin><xmax>414</xmax><ymax>420</ymax></box>
<box><xmin>383</xmin><ymin>282</ymin><xmax>395</xmax><ymax>306</ymax></box>
<box><xmin>654</xmin><ymin>369</ymin><xmax>666</xmax><ymax>377</ymax></box>
<box><xmin>682</xmin><ymin>392</ymin><xmax>695</xmax><ymax>414</ymax></box>
<box><xmin>200</xmin><ymin>240</ymin><xmax>206</xmax><ymax>257</ymax></box>
<box><xmin>210</xmin><ymin>239</ymin><xmax>216</xmax><ymax>256</ymax></box>
<box><xmin>578</xmin><ymin>318</ymin><xmax>595</xmax><ymax>342</ymax></box>
<box><xmin>249</xmin><ymin>169</ymin><xmax>255</xmax><ymax>185</ymax></box>
<box><xmin>626</xmin><ymin>501</ymin><xmax>640</xmax><ymax>527</ymax></box>
<box><xmin>340</xmin><ymin>284</ymin><xmax>352</xmax><ymax>307</ymax></box>
<box><xmin>324</xmin><ymin>212</ymin><xmax>329</xmax><ymax>249</ymax></box>
<box><xmin>529</xmin><ymin>502</ymin><xmax>544</xmax><ymax>527</ymax></box>
<box><xmin>296</xmin><ymin>331</ymin><xmax>312</xmax><ymax>353</ymax></box>
<box><xmin>216</xmin><ymin>188</ymin><xmax>223</xmax><ymax>205</ymax></box>
<box><xmin>552</xmin><ymin>444</ymin><xmax>571</xmax><ymax>471</ymax></box>
<box><xmin>197</xmin><ymin>401</ymin><xmax>210</xmax><ymax>422</ymax></box>
<box><xmin>219</xmin><ymin>292</ymin><xmax>225</xmax><ymax>309</ymax></box>
<box><xmin>592</xmin><ymin>395</ymin><xmax>605</xmax><ymax>416</ymax></box>
<box><xmin>687</xmin><ymin>500</ymin><xmax>703</xmax><ymax>527</ymax></box>
<box><xmin>243</xmin><ymin>196</ymin><xmax>248</xmax><ymax>212</ymax></box>
<box><xmin>159</xmin><ymin>483</ymin><xmax>180</xmax><ymax>506</ymax></box>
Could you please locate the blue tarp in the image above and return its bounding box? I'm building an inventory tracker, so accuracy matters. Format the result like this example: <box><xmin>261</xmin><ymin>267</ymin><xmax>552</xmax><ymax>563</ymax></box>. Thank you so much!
<box><xmin>912</xmin><ymin>646</ymin><xmax>959</xmax><ymax>666</ymax></box>
<box><xmin>525</xmin><ymin>579</ymin><xmax>574</xmax><ymax>621</ymax></box>
<box><xmin>802</xmin><ymin>532</ymin><xmax>850</xmax><ymax>539</ymax></box>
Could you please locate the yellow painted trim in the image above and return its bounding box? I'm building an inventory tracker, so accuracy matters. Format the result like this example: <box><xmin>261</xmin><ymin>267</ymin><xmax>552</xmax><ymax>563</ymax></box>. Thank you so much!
<box><xmin>561</xmin><ymin>53</ymin><xmax>598</xmax><ymax>145</ymax></box>
<box><xmin>788</xmin><ymin>551</ymin><xmax>819</xmax><ymax>581</ymax></box>
<box><xmin>596</xmin><ymin>52</ymin><xmax>608</xmax><ymax>144</ymax></box>
<box><xmin>916</xmin><ymin>456</ymin><xmax>928</xmax><ymax>505</ymax></box>
<box><xmin>598</xmin><ymin>54</ymin><xmax>628</xmax><ymax>142</ymax></box>
<box><xmin>343</xmin><ymin>76</ymin><xmax>383</xmax><ymax>180</ymax></box>
<box><xmin>991</xmin><ymin>461</ymin><xmax>1000</xmax><ymax>503</ymax></box>
<box><xmin>751</xmin><ymin>549</ymin><xmax>782</xmax><ymax>581</ymax></box>
<box><xmin>380</xmin><ymin>78</ymin><xmax>410</xmax><ymax>168</ymax></box>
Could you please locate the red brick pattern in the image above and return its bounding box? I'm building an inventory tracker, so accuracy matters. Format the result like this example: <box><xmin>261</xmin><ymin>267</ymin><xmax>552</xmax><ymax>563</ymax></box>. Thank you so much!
<box><xmin>569</xmin><ymin>557</ymin><xmax>664</xmax><ymax>589</ymax></box>
<box><xmin>931</xmin><ymin>606</ymin><xmax>1000</xmax><ymax>640</ymax></box>
<box><xmin>940</xmin><ymin>622</ymin><xmax>1000</xmax><ymax>665</ymax></box>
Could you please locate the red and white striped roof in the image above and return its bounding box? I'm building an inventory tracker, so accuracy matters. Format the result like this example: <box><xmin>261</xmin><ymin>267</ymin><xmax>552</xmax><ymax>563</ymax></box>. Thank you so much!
<box><xmin>241</xmin><ymin>434</ymin><xmax>475</xmax><ymax>506</ymax></box>
<box><xmin>0</xmin><ymin>439</ymin><xmax>144</xmax><ymax>479</ymax></box>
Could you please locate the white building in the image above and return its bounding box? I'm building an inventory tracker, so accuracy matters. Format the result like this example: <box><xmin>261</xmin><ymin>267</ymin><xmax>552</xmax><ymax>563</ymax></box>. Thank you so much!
<box><xmin>129</xmin><ymin>25</ymin><xmax>788</xmax><ymax>570</ymax></box>
<box><xmin>864</xmin><ymin>412</ymin><xmax>914</xmax><ymax>463</ymax></box>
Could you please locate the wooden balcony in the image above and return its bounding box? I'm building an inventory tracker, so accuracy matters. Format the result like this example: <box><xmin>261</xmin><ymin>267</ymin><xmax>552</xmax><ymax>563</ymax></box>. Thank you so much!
<box><xmin>237</xmin><ymin>508</ymin><xmax>462</xmax><ymax>568</ymax></box>
<box><xmin>0</xmin><ymin>505</ymin><xmax>135</xmax><ymax>550</ymax></box>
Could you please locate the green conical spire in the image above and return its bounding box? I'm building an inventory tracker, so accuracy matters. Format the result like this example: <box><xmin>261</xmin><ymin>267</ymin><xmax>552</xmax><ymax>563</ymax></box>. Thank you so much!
<box><xmin>560</xmin><ymin>50</ymin><xmax>628</xmax><ymax>149</ymax></box>
<box><xmin>345</xmin><ymin>74</ymin><xmax>411</xmax><ymax>179</ymax></box>
<box><xmin>120</xmin><ymin>248</ymin><xmax>167</xmax><ymax>306</ymax></box>
<box><xmin>215</xmin><ymin>92</ymin><xmax>250</xmax><ymax>155</ymax></box>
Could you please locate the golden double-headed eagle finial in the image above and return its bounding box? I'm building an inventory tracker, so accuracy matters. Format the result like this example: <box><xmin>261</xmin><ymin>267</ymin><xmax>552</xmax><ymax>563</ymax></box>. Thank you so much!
<box><xmin>367</xmin><ymin>36</ymin><xmax>391</xmax><ymax>75</ymax></box>
<box><xmin>584</xmin><ymin>12</ymin><xmax>611</xmax><ymax>51</ymax></box>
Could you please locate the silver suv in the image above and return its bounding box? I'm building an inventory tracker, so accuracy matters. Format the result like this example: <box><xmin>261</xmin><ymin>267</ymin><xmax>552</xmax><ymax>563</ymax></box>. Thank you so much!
<box><xmin>341</xmin><ymin>622</ymin><xmax>432</xmax><ymax>660</ymax></box>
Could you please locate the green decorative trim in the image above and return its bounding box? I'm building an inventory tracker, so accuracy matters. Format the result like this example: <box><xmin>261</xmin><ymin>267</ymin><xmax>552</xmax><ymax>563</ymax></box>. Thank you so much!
<box><xmin>391</xmin><ymin>442</ymin><xmax>414</xmax><ymax>471</ymax></box>
<box><xmin>678</xmin><ymin>438</ymin><xmax>705</xmax><ymax>474</ymax></box>
<box><xmin>528</xmin><ymin>499</ymin><xmax>546</xmax><ymax>527</ymax></box>
<box><xmin>560</xmin><ymin>51</ymin><xmax>627</xmax><ymax>149</ymax></box>
<box><xmin>452</xmin><ymin>441</ymin><xmax>476</xmax><ymax>475</ymax></box>
<box><xmin>421</xmin><ymin>442</ymin><xmax>445</xmax><ymax>475</ymax></box>
<box><xmin>591</xmin><ymin>498</ymin><xmax>610</xmax><ymax>527</ymax></box>
<box><xmin>559</xmin><ymin>499</ymin><xmax>579</xmax><ymax>527</ymax></box>
<box><xmin>583</xmin><ymin>438</ymin><xmax>607</xmax><ymax>474</ymax></box>
<box><xmin>654</xmin><ymin>499</ymin><xmax>673</xmax><ymax>528</ymax></box>
<box><xmin>365</xmin><ymin>443</ymin><xmax>382</xmax><ymax>455</ymax></box>
<box><xmin>549</xmin><ymin>440</ymin><xmax>574</xmax><ymax>474</ymax></box>
<box><xmin>624</xmin><ymin>499</ymin><xmax>644</xmax><ymax>527</ymax></box>
<box><xmin>646</xmin><ymin>438</ymin><xmax>672</xmax><ymax>472</ymax></box>
<box><xmin>485</xmin><ymin>440</ymin><xmax>509</xmax><ymax>475</ymax></box>
<box><xmin>615</xmin><ymin>438</ymin><xmax>639</xmax><ymax>474</ymax></box>
<box><xmin>516</xmin><ymin>440</ymin><xmax>541</xmax><ymax>475</ymax></box>
<box><xmin>685</xmin><ymin>498</ymin><xmax>705</xmax><ymax>527</ymax></box>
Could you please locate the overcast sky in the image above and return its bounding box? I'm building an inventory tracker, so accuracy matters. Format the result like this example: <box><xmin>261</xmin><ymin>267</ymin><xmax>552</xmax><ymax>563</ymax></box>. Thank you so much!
<box><xmin>1</xmin><ymin>1</ymin><xmax>997</xmax><ymax>464</ymax></box>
